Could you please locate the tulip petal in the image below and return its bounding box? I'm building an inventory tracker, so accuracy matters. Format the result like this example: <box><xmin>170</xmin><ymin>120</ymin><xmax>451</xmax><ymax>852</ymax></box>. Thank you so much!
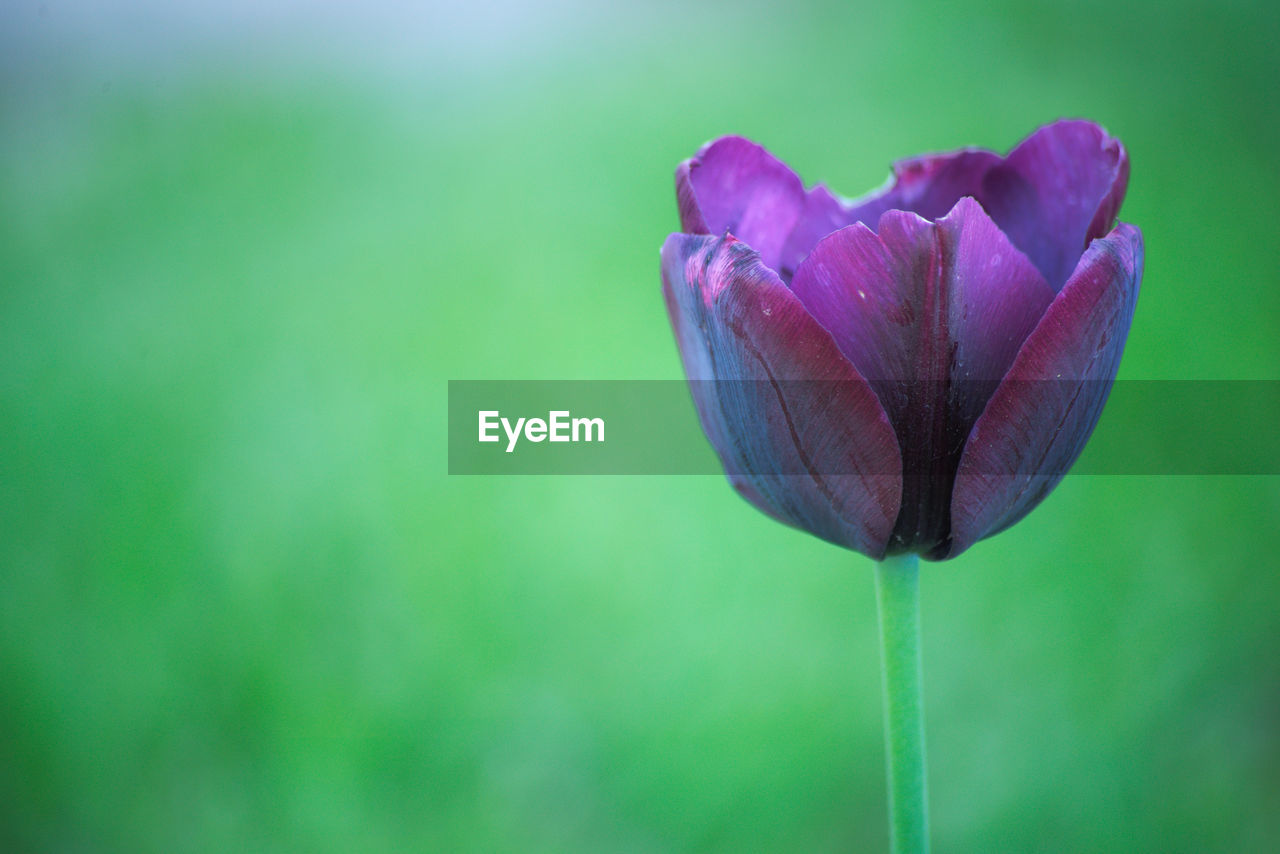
<box><xmin>675</xmin><ymin>136</ymin><xmax>806</xmax><ymax>274</ymax></box>
<box><xmin>883</xmin><ymin>149</ymin><xmax>1005</xmax><ymax>222</ymax></box>
<box><xmin>771</xmin><ymin>122</ymin><xmax>1128</xmax><ymax>293</ymax></box>
<box><xmin>948</xmin><ymin>223</ymin><xmax>1144</xmax><ymax>558</ymax></box>
<box><xmin>776</xmin><ymin>184</ymin><xmax>854</xmax><ymax>283</ymax></box>
<box><xmin>790</xmin><ymin>197</ymin><xmax>1056</xmax><ymax>557</ymax></box>
<box><xmin>775</xmin><ymin>151</ymin><xmax>1005</xmax><ymax>282</ymax></box>
<box><xmin>980</xmin><ymin>120</ymin><xmax>1129</xmax><ymax>290</ymax></box>
<box><xmin>661</xmin><ymin>231</ymin><xmax>902</xmax><ymax>558</ymax></box>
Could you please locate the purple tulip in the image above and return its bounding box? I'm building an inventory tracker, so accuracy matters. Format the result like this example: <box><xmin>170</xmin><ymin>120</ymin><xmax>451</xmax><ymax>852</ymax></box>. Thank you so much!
<box><xmin>662</xmin><ymin>120</ymin><xmax>1143</xmax><ymax>560</ymax></box>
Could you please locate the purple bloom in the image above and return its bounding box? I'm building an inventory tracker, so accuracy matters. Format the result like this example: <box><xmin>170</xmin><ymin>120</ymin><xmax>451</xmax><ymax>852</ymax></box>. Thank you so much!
<box><xmin>662</xmin><ymin>120</ymin><xmax>1142</xmax><ymax>560</ymax></box>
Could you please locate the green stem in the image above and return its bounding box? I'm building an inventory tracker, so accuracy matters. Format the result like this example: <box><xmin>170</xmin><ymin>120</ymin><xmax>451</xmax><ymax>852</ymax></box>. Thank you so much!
<box><xmin>875</xmin><ymin>552</ymin><xmax>929</xmax><ymax>854</ymax></box>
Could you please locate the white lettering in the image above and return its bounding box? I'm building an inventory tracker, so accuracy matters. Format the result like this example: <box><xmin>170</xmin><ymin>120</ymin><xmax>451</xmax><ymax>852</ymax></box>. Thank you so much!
<box><xmin>478</xmin><ymin>411</ymin><xmax>500</xmax><ymax>443</ymax></box>
<box><xmin>572</xmin><ymin>416</ymin><xmax>604</xmax><ymax>443</ymax></box>
<box><xmin>502</xmin><ymin>417</ymin><xmax>525</xmax><ymax>453</ymax></box>
<box><xmin>480</xmin><ymin>410</ymin><xmax>604</xmax><ymax>453</ymax></box>
<box><xmin>548</xmin><ymin>410</ymin><xmax>570</xmax><ymax>442</ymax></box>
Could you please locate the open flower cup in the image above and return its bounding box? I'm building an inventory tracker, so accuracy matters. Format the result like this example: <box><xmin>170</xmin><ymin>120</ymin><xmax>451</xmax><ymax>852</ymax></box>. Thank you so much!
<box><xmin>662</xmin><ymin>120</ymin><xmax>1142</xmax><ymax>562</ymax></box>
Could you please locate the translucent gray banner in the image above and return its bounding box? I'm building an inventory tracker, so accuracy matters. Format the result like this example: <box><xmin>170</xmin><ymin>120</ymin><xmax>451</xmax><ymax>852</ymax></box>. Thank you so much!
<box><xmin>447</xmin><ymin>381</ymin><xmax>1280</xmax><ymax>475</ymax></box>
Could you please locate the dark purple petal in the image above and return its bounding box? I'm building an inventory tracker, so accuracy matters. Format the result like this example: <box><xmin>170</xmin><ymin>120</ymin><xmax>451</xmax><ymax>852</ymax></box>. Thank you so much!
<box><xmin>885</xmin><ymin>149</ymin><xmax>1004</xmax><ymax>222</ymax></box>
<box><xmin>948</xmin><ymin>223</ymin><xmax>1144</xmax><ymax>558</ymax></box>
<box><xmin>768</xmin><ymin>122</ymin><xmax>1129</xmax><ymax>293</ymax></box>
<box><xmin>661</xmin><ymin>231</ymin><xmax>902</xmax><ymax>558</ymax></box>
<box><xmin>675</xmin><ymin>136</ymin><xmax>806</xmax><ymax>274</ymax></box>
<box><xmin>775</xmin><ymin>151</ymin><xmax>1004</xmax><ymax>282</ymax></box>
<box><xmin>790</xmin><ymin>197</ymin><xmax>1056</xmax><ymax>557</ymax></box>
<box><xmin>776</xmin><ymin>184</ymin><xmax>850</xmax><ymax>283</ymax></box>
<box><xmin>980</xmin><ymin>120</ymin><xmax>1129</xmax><ymax>290</ymax></box>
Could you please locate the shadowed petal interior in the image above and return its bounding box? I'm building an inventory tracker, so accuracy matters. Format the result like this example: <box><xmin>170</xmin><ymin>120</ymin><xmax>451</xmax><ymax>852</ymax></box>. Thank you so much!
<box><xmin>775</xmin><ymin>151</ymin><xmax>1004</xmax><ymax>283</ymax></box>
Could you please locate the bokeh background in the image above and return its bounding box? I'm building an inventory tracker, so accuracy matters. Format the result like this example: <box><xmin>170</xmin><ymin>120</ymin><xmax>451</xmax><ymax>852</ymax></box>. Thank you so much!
<box><xmin>3</xmin><ymin>0</ymin><xmax>1279</xmax><ymax>851</ymax></box>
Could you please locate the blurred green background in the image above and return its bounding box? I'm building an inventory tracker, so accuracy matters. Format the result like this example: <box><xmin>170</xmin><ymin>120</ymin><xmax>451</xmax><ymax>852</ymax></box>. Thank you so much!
<box><xmin>3</xmin><ymin>0</ymin><xmax>1279</xmax><ymax>851</ymax></box>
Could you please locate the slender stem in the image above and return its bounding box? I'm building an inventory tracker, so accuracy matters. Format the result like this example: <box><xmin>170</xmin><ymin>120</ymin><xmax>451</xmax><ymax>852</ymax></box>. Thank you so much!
<box><xmin>875</xmin><ymin>552</ymin><xmax>929</xmax><ymax>854</ymax></box>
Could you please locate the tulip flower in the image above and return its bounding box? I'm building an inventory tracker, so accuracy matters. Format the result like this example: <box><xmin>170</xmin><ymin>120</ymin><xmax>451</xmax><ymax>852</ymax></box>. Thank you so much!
<box><xmin>660</xmin><ymin>120</ymin><xmax>1142</xmax><ymax>854</ymax></box>
<box><xmin>662</xmin><ymin>120</ymin><xmax>1141</xmax><ymax>561</ymax></box>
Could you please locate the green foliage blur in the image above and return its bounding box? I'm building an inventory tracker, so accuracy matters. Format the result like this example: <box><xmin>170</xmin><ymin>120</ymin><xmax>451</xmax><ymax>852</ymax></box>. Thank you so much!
<box><xmin>2</xmin><ymin>1</ymin><xmax>1278</xmax><ymax>851</ymax></box>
